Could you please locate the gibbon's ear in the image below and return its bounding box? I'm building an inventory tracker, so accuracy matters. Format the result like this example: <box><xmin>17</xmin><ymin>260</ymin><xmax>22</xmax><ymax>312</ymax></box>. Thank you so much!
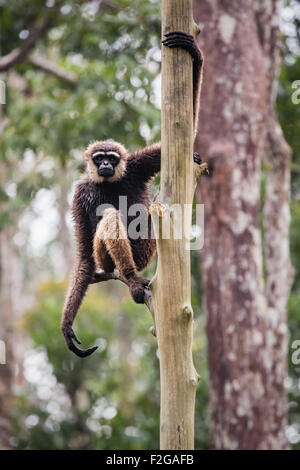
<box><xmin>84</xmin><ymin>140</ymin><xmax>128</xmax><ymax>183</ymax></box>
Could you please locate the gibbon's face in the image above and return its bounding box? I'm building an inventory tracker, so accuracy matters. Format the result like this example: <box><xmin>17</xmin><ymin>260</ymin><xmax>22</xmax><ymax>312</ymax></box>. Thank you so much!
<box><xmin>84</xmin><ymin>141</ymin><xmax>127</xmax><ymax>183</ymax></box>
<box><xmin>92</xmin><ymin>150</ymin><xmax>120</xmax><ymax>178</ymax></box>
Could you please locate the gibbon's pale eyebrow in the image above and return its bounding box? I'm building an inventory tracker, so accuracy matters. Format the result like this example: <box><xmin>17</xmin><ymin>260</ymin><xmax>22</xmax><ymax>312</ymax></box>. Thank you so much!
<box><xmin>92</xmin><ymin>151</ymin><xmax>120</xmax><ymax>158</ymax></box>
<box><xmin>107</xmin><ymin>152</ymin><xmax>120</xmax><ymax>158</ymax></box>
<box><xmin>92</xmin><ymin>151</ymin><xmax>105</xmax><ymax>157</ymax></box>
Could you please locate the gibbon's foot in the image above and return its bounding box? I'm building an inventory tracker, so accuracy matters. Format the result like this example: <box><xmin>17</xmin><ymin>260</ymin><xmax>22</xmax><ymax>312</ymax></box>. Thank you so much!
<box><xmin>61</xmin><ymin>322</ymin><xmax>98</xmax><ymax>358</ymax></box>
<box><xmin>193</xmin><ymin>152</ymin><xmax>202</xmax><ymax>165</ymax></box>
<box><xmin>127</xmin><ymin>275</ymin><xmax>150</xmax><ymax>304</ymax></box>
<box><xmin>162</xmin><ymin>31</ymin><xmax>200</xmax><ymax>60</ymax></box>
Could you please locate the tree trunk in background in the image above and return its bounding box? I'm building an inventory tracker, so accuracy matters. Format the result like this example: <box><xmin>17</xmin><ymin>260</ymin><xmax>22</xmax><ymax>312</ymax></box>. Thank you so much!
<box><xmin>194</xmin><ymin>0</ymin><xmax>291</xmax><ymax>449</ymax></box>
<box><xmin>255</xmin><ymin>0</ymin><xmax>295</xmax><ymax>447</ymax></box>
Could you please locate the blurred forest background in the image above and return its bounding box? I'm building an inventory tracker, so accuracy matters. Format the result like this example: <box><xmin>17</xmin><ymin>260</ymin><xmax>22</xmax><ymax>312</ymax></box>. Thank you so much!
<box><xmin>0</xmin><ymin>0</ymin><xmax>299</xmax><ymax>450</ymax></box>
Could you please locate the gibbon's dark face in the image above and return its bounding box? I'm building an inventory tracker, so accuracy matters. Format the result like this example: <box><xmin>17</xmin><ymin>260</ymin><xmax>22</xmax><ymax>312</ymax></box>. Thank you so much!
<box><xmin>84</xmin><ymin>141</ymin><xmax>127</xmax><ymax>183</ymax></box>
<box><xmin>92</xmin><ymin>150</ymin><xmax>121</xmax><ymax>177</ymax></box>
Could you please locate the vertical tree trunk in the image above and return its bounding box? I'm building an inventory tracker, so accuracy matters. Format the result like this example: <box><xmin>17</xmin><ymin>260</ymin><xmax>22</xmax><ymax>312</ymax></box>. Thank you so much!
<box><xmin>151</xmin><ymin>0</ymin><xmax>198</xmax><ymax>450</ymax></box>
<box><xmin>255</xmin><ymin>0</ymin><xmax>294</xmax><ymax>446</ymax></box>
<box><xmin>194</xmin><ymin>0</ymin><xmax>291</xmax><ymax>449</ymax></box>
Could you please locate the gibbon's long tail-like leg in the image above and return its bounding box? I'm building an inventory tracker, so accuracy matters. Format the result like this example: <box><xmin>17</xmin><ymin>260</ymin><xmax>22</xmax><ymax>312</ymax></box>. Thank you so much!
<box><xmin>62</xmin><ymin>260</ymin><xmax>98</xmax><ymax>358</ymax></box>
<box><xmin>93</xmin><ymin>208</ymin><xmax>150</xmax><ymax>304</ymax></box>
<box><xmin>61</xmin><ymin>184</ymin><xmax>99</xmax><ymax>358</ymax></box>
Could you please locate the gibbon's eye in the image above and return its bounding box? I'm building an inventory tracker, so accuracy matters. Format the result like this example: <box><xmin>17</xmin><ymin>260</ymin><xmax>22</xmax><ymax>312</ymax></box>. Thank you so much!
<box><xmin>107</xmin><ymin>152</ymin><xmax>120</xmax><ymax>165</ymax></box>
<box><xmin>94</xmin><ymin>157</ymin><xmax>102</xmax><ymax>166</ymax></box>
<box><xmin>92</xmin><ymin>151</ymin><xmax>105</xmax><ymax>165</ymax></box>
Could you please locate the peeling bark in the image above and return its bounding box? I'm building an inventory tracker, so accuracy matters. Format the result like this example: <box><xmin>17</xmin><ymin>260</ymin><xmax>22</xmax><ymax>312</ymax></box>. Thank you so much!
<box><xmin>194</xmin><ymin>0</ymin><xmax>291</xmax><ymax>449</ymax></box>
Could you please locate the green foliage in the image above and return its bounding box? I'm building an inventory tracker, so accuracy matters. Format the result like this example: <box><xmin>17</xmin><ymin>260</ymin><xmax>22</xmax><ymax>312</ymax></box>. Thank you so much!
<box><xmin>14</xmin><ymin>279</ymin><xmax>160</xmax><ymax>449</ymax></box>
<box><xmin>0</xmin><ymin>0</ymin><xmax>161</xmax><ymax>227</ymax></box>
<box><xmin>13</xmin><ymin>279</ymin><xmax>208</xmax><ymax>450</ymax></box>
<box><xmin>286</xmin><ymin>200</ymin><xmax>300</xmax><ymax>449</ymax></box>
<box><xmin>1</xmin><ymin>0</ymin><xmax>209</xmax><ymax>450</ymax></box>
<box><xmin>5</xmin><ymin>0</ymin><xmax>300</xmax><ymax>452</ymax></box>
<box><xmin>277</xmin><ymin>26</ymin><xmax>300</xmax><ymax>446</ymax></box>
<box><xmin>278</xmin><ymin>57</ymin><xmax>300</xmax><ymax>178</ymax></box>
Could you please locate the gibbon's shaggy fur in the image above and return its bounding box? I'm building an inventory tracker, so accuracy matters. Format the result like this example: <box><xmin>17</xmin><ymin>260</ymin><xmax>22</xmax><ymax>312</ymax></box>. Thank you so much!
<box><xmin>61</xmin><ymin>31</ymin><xmax>204</xmax><ymax>357</ymax></box>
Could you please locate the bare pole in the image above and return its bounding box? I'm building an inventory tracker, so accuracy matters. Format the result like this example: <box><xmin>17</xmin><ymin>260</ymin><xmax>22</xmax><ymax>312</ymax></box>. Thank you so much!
<box><xmin>150</xmin><ymin>0</ymin><xmax>198</xmax><ymax>450</ymax></box>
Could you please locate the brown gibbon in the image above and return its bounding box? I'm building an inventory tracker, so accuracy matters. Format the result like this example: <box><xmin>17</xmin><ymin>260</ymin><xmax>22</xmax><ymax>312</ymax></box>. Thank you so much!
<box><xmin>61</xmin><ymin>31</ymin><xmax>203</xmax><ymax>357</ymax></box>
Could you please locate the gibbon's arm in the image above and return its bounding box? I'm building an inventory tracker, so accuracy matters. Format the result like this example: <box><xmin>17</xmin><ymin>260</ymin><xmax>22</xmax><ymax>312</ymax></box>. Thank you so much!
<box><xmin>61</xmin><ymin>184</ymin><xmax>97</xmax><ymax>358</ymax></box>
<box><xmin>126</xmin><ymin>143</ymin><xmax>161</xmax><ymax>181</ymax></box>
<box><xmin>127</xmin><ymin>32</ymin><xmax>203</xmax><ymax>181</ymax></box>
<box><xmin>162</xmin><ymin>31</ymin><xmax>203</xmax><ymax>130</ymax></box>
<box><xmin>190</xmin><ymin>34</ymin><xmax>203</xmax><ymax>130</ymax></box>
